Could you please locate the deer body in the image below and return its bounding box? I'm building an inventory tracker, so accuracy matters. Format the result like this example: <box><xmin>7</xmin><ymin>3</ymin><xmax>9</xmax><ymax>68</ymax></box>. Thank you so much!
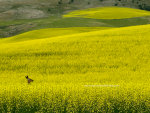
<box><xmin>25</xmin><ymin>76</ymin><xmax>34</xmax><ymax>84</ymax></box>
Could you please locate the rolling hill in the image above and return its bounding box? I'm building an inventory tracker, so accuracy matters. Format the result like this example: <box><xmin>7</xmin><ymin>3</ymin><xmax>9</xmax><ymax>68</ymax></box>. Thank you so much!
<box><xmin>64</xmin><ymin>7</ymin><xmax>150</xmax><ymax>19</ymax></box>
<box><xmin>1</xmin><ymin>19</ymin><xmax>150</xmax><ymax>113</ymax></box>
<box><xmin>1</xmin><ymin>7</ymin><xmax>150</xmax><ymax>79</ymax></box>
<box><xmin>0</xmin><ymin>7</ymin><xmax>150</xmax><ymax>112</ymax></box>
<box><xmin>1</xmin><ymin>6</ymin><xmax>150</xmax><ymax>38</ymax></box>
<box><xmin>1</xmin><ymin>19</ymin><xmax>150</xmax><ymax>80</ymax></box>
<box><xmin>1</xmin><ymin>27</ymin><xmax>111</xmax><ymax>42</ymax></box>
<box><xmin>1</xmin><ymin>0</ymin><xmax>150</xmax><ymax>38</ymax></box>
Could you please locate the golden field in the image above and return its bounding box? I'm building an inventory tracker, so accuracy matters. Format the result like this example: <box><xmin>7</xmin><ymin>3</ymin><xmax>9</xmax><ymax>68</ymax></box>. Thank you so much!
<box><xmin>63</xmin><ymin>7</ymin><xmax>150</xmax><ymax>19</ymax></box>
<box><xmin>0</xmin><ymin>7</ymin><xmax>150</xmax><ymax>112</ymax></box>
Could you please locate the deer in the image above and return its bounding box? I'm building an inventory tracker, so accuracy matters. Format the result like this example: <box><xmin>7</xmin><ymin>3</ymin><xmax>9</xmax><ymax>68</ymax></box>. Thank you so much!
<box><xmin>25</xmin><ymin>76</ymin><xmax>34</xmax><ymax>84</ymax></box>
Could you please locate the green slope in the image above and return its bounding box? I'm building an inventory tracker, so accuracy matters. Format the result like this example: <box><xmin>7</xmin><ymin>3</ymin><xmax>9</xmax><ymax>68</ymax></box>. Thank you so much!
<box><xmin>1</xmin><ymin>7</ymin><xmax>150</xmax><ymax>38</ymax></box>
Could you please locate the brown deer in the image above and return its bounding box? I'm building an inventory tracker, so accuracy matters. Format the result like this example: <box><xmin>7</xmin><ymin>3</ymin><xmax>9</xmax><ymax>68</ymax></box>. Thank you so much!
<box><xmin>25</xmin><ymin>76</ymin><xmax>34</xmax><ymax>84</ymax></box>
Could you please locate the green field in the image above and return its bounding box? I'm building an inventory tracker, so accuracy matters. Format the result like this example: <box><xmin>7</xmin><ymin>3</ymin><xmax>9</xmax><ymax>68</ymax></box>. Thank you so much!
<box><xmin>0</xmin><ymin>7</ymin><xmax>150</xmax><ymax>112</ymax></box>
<box><xmin>2</xmin><ymin>7</ymin><xmax>150</xmax><ymax>38</ymax></box>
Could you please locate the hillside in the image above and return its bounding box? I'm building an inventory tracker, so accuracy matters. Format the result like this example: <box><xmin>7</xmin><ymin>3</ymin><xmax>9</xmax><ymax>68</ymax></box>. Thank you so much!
<box><xmin>0</xmin><ymin>0</ymin><xmax>150</xmax><ymax>20</ymax></box>
<box><xmin>1</xmin><ymin>23</ymin><xmax>150</xmax><ymax>80</ymax></box>
<box><xmin>1</xmin><ymin>21</ymin><xmax>150</xmax><ymax>75</ymax></box>
<box><xmin>64</xmin><ymin>7</ymin><xmax>150</xmax><ymax>19</ymax></box>
<box><xmin>1</xmin><ymin>6</ymin><xmax>150</xmax><ymax>112</ymax></box>
<box><xmin>1</xmin><ymin>27</ymin><xmax>111</xmax><ymax>42</ymax></box>
<box><xmin>1</xmin><ymin>6</ymin><xmax>150</xmax><ymax>38</ymax></box>
<box><xmin>1</xmin><ymin>23</ymin><xmax>150</xmax><ymax>112</ymax></box>
<box><xmin>0</xmin><ymin>0</ymin><xmax>150</xmax><ymax>38</ymax></box>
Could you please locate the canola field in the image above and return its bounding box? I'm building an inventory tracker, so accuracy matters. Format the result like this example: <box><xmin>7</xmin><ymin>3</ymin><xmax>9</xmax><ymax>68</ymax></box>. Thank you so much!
<box><xmin>64</xmin><ymin>7</ymin><xmax>150</xmax><ymax>19</ymax></box>
<box><xmin>0</xmin><ymin>7</ymin><xmax>150</xmax><ymax>112</ymax></box>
